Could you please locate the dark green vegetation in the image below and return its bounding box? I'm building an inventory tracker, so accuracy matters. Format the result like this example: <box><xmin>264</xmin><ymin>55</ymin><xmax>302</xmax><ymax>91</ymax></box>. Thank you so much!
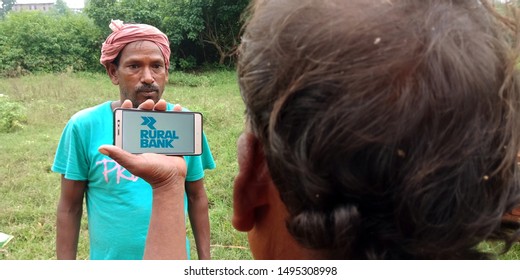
<box><xmin>0</xmin><ymin>0</ymin><xmax>249</xmax><ymax>76</ymax></box>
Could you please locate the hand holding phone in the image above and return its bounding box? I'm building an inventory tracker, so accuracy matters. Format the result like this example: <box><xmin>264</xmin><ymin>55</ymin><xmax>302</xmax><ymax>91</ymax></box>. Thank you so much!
<box><xmin>114</xmin><ymin>108</ymin><xmax>203</xmax><ymax>155</ymax></box>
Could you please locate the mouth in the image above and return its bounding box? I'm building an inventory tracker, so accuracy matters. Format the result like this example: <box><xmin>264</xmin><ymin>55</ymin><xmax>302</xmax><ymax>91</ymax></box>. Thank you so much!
<box><xmin>135</xmin><ymin>91</ymin><xmax>159</xmax><ymax>106</ymax></box>
<box><xmin>138</xmin><ymin>90</ymin><xmax>158</xmax><ymax>97</ymax></box>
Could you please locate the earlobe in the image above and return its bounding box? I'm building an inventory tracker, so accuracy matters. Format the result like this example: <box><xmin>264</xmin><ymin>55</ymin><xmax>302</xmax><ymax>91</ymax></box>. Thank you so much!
<box><xmin>232</xmin><ymin>133</ymin><xmax>271</xmax><ymax>232</ymax></box>
<box><xmin>107</xmin><ymin>63</ymin><xmax>120</xmax><ymax>85</ymax></box>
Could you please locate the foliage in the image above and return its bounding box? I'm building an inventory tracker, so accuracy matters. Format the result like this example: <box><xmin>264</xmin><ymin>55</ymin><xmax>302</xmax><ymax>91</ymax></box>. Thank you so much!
<box><xmin>157</xmin><ymin>0</ymin><xmax>249</xmax><ymax>66</ymax></box>
<box><xmin>0</xmin><ymin>0</ymin><xmax>15</xmax><ymax>19</ymax></box>
<box><xmin>52</xmin><ymin>0</ymin><xmax>72</xmax><ymax>16</ymax></box>
<box><xmin>83</xmin><ymin>0</ymin><xmax>124</xmax><ymax>39</ymax></box>
<box><xmin>0</xmin><ymin>11</ymin><xmax>104</xmax><ymax>76</ymax></box>
<box><xmin>119</xmin><ymin>0</ymin><xmax>163</xmax><ymax>30</ymax></box>
<box><xmin>84</xmin><ymin>0</ymin><xmax>168</xmax><ymax>38</ymax></box>
<box><xmin>177</xmin><ymin>56</ymin><xmax>198</xmax><ymax>71</ymax></box>
<box><xmin>0</xmin><ymin>95</ymin><xmax>27</xmax><ymax>133</ymax></box>
<box><xmin>199</xmin><ymin>0</ymin><xmax>250</xmax><ymax>65</ymax></box>
<box><xmin>0</xmin><ymin>0</ymin><xmax>248</xmax><ymax>75</ymax></box>
<box><xmin>84</xmin><ymin>0</ymin><xmax>249</xmax><ymax>69</ymax></box>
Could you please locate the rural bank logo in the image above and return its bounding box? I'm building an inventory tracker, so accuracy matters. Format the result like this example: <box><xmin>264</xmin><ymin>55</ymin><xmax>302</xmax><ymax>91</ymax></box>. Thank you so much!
<box><xmin>140</xmin><ymin>116</ymin><xmax>179</xmax><ymax>148</ymax></box>
<box><xmin>141</xmin><ymin>116</ymin><xmax>156</xmax><ymax>129</ymax></box>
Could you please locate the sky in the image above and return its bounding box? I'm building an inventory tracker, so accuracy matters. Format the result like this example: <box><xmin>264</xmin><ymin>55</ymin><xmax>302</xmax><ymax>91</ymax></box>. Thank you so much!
<box><xmin>14</xmin><ymin>0</ymin><xmax>85</xmax><ymax>9</ymax></box>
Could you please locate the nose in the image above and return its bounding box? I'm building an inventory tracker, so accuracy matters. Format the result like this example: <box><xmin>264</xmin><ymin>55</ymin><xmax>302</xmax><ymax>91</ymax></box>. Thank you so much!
<box><xmin>141</xmin><ymin>67</ymin><xmax>155</xmax><ymax>84</ymax></box>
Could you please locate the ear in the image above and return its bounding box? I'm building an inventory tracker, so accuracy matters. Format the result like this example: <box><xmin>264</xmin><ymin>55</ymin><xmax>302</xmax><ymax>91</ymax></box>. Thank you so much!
<box><xmin>107</xmin><ymin>63</ymin><xmax>120</xmax><ymax>85</ymax></box>
<box><xmin>232</xmin><ymin>132</ymin><xmax>271</xmax><ymax>232</ymax></box>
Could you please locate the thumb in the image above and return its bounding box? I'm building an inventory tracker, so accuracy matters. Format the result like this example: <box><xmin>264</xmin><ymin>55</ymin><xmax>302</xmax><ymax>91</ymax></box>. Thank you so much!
<box><xmin>98</xmin><ymin>144</ymin><xmax>139</xmax><ymax>170</ymax></box>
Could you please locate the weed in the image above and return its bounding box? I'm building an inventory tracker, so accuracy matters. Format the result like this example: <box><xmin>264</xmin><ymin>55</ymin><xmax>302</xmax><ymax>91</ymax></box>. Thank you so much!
<box><xmin>0</xmin><ymin>95</ymin><xmax>27</xmax><ymax>133</ymax></box>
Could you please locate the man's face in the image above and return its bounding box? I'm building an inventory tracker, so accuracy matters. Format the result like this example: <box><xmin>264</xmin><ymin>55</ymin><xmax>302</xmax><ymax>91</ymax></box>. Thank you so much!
<box><xmin>108</xmin><ymin>41</ymin><xmax>168</xmax><ymax>108</ymax></box>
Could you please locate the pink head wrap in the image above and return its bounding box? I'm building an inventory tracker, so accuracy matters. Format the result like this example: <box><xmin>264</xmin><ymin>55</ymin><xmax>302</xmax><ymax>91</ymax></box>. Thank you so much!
<box><xmin>100</xmin><ymin>20</ymin><xmax>171</xmax><ymax>72</ymax></box>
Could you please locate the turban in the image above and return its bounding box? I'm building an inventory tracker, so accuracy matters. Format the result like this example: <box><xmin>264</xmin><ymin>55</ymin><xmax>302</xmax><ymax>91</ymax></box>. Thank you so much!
<box><xmin>100</xmin><ymin>20</ymin><xmax>171</xmax><ymax>72</ymax></box>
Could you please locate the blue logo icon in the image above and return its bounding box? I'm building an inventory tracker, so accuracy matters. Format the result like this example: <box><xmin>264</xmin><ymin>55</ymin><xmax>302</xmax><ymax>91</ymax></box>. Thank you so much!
<box><xmin>141</xmin><ymin>116</ymin><xmax>157</xmax><ymax>130</ymax></box>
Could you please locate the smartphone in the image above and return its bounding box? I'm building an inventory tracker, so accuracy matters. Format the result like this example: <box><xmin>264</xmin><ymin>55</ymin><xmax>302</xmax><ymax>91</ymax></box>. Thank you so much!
<box><xmin>114</xmin><ymin>108</ymin><xmax>203</xmax><ymax>155</ymax></box>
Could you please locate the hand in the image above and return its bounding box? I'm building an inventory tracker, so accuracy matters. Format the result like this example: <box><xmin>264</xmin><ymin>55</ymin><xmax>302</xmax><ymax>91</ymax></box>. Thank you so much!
<box><xmin>120</xmin><ymin>98</ymin><xmax>182</xmax><ymax>112</ymax></box>
<box><xmin>99</xmin><ymin>99</ymin><xmax>186</xmax><ymax>189</ymax></box>
<box><xmin>98</xmin><ymin>145</ymin><xmax>187</xmax><ymax>190</ymax></box>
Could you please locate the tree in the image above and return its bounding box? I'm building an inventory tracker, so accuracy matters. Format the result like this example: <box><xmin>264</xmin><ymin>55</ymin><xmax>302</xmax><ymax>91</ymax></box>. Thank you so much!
<box><xmin>157</xmin><ymin>0</ymin><xmax>248</xmax><ymax>67</ymax></box>
<box><xmin>0</xmin><ymin>0</ymin><xmax>16</xmax><ymax>19</ymax></box>
<box><xmin>85</xmin><ymin>0</ymin><xmax>165</xmax><ymax>37</ymax></box>
<box><xmin>53</xmin><ymin>0</ymin><xmax>72</xmax><ymax>15</ymax></box>
<box><xmin>84</xmin><ymin>0</ymin><xmax>121</xmax><ymax>37</ymax></box>
<box><xmin>199</xmin><ymin>0</ymin><xmax>249</xmax><ymax>65</ymax></box>
<box><xmin>119</xmin><ymin>0</ymin><xmax>163</xmax><ymax>28</ymax></box>
<box><xmin>83</xmin><ymin>0</ymin><xmax>250</xmax><ymax>68</ymax></box>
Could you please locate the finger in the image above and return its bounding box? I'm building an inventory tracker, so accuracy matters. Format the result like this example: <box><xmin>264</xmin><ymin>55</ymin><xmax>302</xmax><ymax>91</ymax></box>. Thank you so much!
<box><xmin>121</xmin><ymin>100</ymin><xmax>133</xmax><ymax>109</ymax></box>
<box><xmin>154</xmin><ymin>99</ymin><xmax>168</xmax><ymax>111</ymax></box>
<box><xmin>173</xmin><ymin>104</ymin><xmax>182</xmax><ymax>112</ymax></box>
<box><xmin>138</xmin><ymin>99</ymin><xmax>156</xmax><ymax>110</ymax></box>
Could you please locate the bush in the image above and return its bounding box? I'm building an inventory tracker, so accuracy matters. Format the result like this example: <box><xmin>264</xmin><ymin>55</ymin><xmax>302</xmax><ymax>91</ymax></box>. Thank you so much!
<box><xmin>0</xmin><ymin>11</ymin><xmax>104</xmax><ymax>77</ymax></box>
<box><xmin>0</xmin><ymin>95</ymin><xmax>28</xmax><ymax>133</ymax></box>
<box><xmin>177</xmin><ymin>56</ymin><xmax>198</xmax><ymax>71</ymax></box>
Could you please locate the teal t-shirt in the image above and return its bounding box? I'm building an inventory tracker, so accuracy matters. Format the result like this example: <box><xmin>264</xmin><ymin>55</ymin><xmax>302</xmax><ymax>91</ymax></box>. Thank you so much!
<box><xmin>52</xmin><ymin>101</ymin><xmax>216</xmax><ymax>260</ymax></box>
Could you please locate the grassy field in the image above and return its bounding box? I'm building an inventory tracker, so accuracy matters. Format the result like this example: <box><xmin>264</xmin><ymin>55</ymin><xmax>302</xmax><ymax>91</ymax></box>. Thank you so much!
<box><xmin>0</xmin><ymin>70</ymin><xmax>251</xmax><ymax>260</ymax></box>
<box><xmin>0</xmin><ymin>70</ymin><xmax>519</xmax><ymax>260</ymax></box>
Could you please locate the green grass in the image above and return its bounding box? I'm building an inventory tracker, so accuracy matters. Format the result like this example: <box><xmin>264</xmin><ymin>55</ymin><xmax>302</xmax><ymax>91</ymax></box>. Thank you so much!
<box><xmin>0</xmin><ymin>70</ymin><xmax>519</xmax><ymax>260</ymax></box>
<box><xmin>479</xmin><ymin>241</ymin><xmax>520</xmax><ymax>260</ymax></box>
<box><xmin>0</xmin><ymin>70</ymin><xmax>251</xmax><ymax>260</ymax></box>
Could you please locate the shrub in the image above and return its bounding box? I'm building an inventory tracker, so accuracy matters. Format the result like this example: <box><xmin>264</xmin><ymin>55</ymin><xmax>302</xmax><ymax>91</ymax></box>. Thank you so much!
<box><xmin>0</xmin><ymin>11</ymin><xmax>104</xmax><ymax>77</ymax></box>
<box><xmin>177</xmin><ymin>56</ymin><xmax>198</xmax><ymax>71</ymax></box>
<box><xmin>0</xmin><ymin>95</ymin><xmax>28</xmax><ymax>133</ymax></box>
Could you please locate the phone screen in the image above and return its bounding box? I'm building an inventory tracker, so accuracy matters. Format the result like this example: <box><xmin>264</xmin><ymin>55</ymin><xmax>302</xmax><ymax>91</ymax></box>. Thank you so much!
<box><xmin>114</xmin><ymin>108</ymin><xmax>203</xmax><ymax>155</ymax></box>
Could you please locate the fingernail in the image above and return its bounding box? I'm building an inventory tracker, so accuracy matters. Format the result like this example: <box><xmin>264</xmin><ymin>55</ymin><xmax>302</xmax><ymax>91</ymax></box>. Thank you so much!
<box><xmin>98</xmin><ymin>146</ymin><xmax>109</xmax><ymax>156</ymax></box>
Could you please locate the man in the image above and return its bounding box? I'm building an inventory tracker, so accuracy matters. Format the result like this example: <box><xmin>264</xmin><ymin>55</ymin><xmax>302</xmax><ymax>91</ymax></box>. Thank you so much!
<box><xmin>101</xmin><ymin>0</ymin><xmax>520</xmax><ymax>259</ymax></box>
<box><xmin>52</xmin><ymin>20</ymin><xmax>215</xmax><ymax>260</ymax></box>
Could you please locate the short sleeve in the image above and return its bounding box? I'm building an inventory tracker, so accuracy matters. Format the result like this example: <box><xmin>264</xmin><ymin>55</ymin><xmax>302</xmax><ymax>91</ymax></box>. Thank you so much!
<box><xmin>185</xmin><ymin>132</ymin><xmax>216</xmax><ymax>182</ymax></box>
<box><xmin>51</xmin><ymin>117</ymin><xmax>89</xmax><ymax>181</ymax></box>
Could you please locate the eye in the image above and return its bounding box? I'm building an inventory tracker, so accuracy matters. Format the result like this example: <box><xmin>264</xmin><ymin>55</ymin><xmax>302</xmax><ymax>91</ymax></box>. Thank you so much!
<box><xmin>152</xmin><ymin>63</ymin><xmax>164</xmax><ymax>69</ymax></box>
<box><xmin>129</xmin><ymin>64</ymin><xmax>139</xmax><ymax>69</ymax></box>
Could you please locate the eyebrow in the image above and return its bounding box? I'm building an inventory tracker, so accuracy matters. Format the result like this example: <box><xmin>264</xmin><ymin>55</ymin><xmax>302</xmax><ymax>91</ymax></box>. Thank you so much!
<box><xmin>122</xmin><ymin>56</ymin><xmax>165</xmax><ymax>65</ymax></box>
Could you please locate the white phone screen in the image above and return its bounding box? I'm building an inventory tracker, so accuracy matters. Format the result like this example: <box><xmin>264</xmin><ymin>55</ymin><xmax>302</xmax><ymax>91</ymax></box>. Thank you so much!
<box><xmin>114</xmin><ymin>109</ymin><xmax>202</xmax><ymax>155</ymax></box>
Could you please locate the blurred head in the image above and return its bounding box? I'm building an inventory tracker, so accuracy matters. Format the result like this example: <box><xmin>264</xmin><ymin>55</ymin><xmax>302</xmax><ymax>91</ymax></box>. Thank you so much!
<box><xmin>233</xmin><ymin>0</ymin><xmax>520</xmax><ymax>259</ymax></box>
<box><xmin>100</xmin><ymin>20</ymin><xmax>170</xmax><ymax>107</ymax></box>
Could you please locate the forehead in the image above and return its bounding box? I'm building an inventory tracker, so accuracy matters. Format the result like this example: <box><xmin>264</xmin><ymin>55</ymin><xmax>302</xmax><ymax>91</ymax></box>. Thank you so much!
<box><xmin>118</xmin><ymin>41</ymin><xmax>165</xmax><ymax>63</ymax></box>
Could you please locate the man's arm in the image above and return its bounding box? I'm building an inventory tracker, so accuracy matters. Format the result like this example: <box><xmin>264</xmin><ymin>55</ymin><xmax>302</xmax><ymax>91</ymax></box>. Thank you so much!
<box><xmin>56</xmin><ymin>176</ymin><xmax>86</xmax><ymax>260</ymax></box>
<box><xmin>186</xmin><ymin>179</ymin><xmax>211</xmax><ymax>260</ymax></box>
<box><xmin>98</xmin><ymin>144</ymin><xmax>188</xmax><ymax>259</ymax></box>
<box><xmin>145</xmin><ymin>180</ymin><xmax>187</xmax><ymax>259</ymax></box>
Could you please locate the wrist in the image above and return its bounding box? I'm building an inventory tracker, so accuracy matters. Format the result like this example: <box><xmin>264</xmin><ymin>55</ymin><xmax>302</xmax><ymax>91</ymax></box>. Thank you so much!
<box><xmin>151</xmin><ymin>176</ymin><xmax>186</xmax><ymax>211</ymax></box>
